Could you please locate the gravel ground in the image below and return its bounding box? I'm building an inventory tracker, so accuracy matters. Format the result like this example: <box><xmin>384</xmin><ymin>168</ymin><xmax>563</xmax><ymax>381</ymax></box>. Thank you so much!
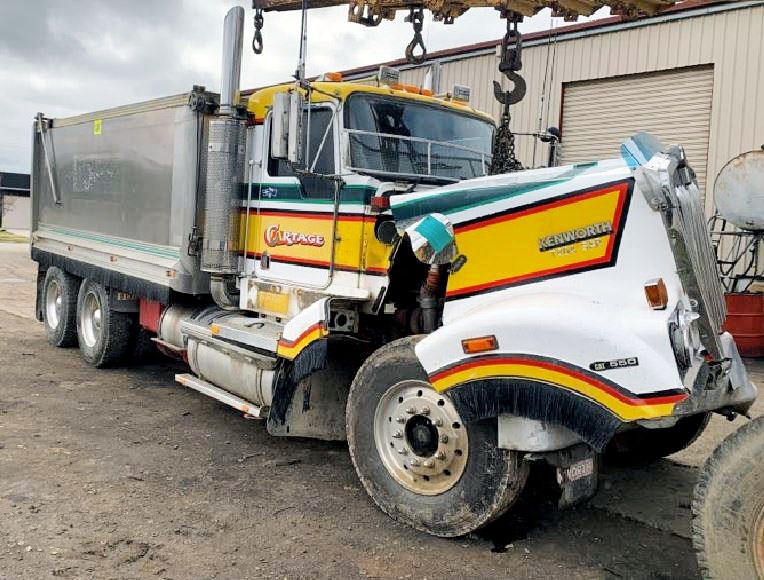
<box><xmin>0</xmin><ymin>242</ymin><xmax>761</xmax><ymax>580</ymax></box>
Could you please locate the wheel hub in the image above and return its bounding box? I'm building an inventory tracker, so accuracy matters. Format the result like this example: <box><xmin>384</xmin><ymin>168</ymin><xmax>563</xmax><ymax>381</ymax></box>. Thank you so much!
<box><xmin>45</xmin><ymin>279</ymin><xmax>62</xmax><ymax>329</ymax></box>
<box><xmin>374</xmin><ymin>380</ymin><xmax>468</xmax><ymax>495</ymax></box>
<box><xmin>81</xmin><ymin>290</ymin><xmax>103</xmax><ymax>348</ymax></box>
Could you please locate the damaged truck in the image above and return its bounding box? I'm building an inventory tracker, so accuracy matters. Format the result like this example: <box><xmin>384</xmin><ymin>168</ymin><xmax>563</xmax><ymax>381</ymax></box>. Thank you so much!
<box><xmin>30</xmin><ymin>6</ymin><xmax>756</xmax><ymax>538</ymax></box>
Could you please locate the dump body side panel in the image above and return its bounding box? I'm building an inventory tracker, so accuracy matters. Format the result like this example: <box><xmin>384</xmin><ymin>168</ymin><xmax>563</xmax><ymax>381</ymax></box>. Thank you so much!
<box><xmin>31</xmin><ymin>94</ymin><xmax>213</xmax><ymax>296</ymax></box>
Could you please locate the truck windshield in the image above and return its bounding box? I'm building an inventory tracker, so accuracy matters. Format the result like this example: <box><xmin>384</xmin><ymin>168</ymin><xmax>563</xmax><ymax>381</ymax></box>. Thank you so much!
<box><xmin>345</xmin><ymin>94</ymin><xmax>494</xmax><ymax>183</ymax></box>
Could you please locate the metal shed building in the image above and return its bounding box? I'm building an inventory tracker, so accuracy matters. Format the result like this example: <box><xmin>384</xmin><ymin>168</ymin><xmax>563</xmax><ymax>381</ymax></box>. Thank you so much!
<box><xmin>343</xmin><ymin>0</ymin><xmax>764</xmax><ymax>213</ymax></box>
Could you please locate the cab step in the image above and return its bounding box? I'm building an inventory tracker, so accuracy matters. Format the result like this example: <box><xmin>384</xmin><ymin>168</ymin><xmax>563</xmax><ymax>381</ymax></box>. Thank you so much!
<box><xmin>175</xmin><ymin>373</ymin><xmax>265</xmax><ymax>419</ymax></box>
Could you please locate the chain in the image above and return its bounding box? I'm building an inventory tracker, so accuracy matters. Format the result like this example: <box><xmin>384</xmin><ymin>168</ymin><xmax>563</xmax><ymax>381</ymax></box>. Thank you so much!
<box><xmin>490</xmin><ymin>13</ymin><xmax>525</xmax><ymax>174</ymax></box>
<box><xmin>405</xmin><ymin>8</ymin><xmax>427</xmax><ymax>65</ymax></box>
<box><xmin>252</xmin><ymin>5</ymin><xmax>264</xmax><ymax>54</ymax></box>
<box><xmin>490</xmin><ymin>103</ymin><xmax>523</xmax><ymax>174</ymax></box>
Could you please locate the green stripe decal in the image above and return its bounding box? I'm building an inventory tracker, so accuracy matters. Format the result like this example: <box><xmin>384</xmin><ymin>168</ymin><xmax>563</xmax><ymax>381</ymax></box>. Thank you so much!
<box><xmin>40</xmin><ymin>225</ymin><xmax>180</xmax><ymax>260</ymax></box>
<box><xmin>242</xmin><ymin>182</ymin><xmax>377</xmax><ymax>204</ymax></box>
<box><xmin>389</xmin><ymin>165</ymin><xmax>594</xmax><ymax>221</ymax></box>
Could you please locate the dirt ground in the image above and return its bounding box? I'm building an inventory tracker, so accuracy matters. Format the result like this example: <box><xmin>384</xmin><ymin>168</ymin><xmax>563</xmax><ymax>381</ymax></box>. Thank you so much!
<box><xmin>0</xmin><ymin>242</ymin><xmax>761</xmax><ymax>580</ymax></box>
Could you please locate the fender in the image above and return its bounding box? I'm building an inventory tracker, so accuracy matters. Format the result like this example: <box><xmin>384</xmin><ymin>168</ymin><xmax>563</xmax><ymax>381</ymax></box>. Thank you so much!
<box><xmin>415</xmin><ymin>293</ymin><xmax>689</xmax><ymax>450</ymax></box>
<box><xmin>277</xmin><ymin>298</ymin><xmax>329</xmax><ymax>360</ymax></box>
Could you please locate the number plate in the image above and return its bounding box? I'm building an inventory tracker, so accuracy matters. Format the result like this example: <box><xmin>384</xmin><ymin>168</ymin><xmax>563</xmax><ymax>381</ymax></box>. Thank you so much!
<box><xmin>556</xmin><ymin>457</ymin><xmax>595</xmax><ymax>486</ymax></box>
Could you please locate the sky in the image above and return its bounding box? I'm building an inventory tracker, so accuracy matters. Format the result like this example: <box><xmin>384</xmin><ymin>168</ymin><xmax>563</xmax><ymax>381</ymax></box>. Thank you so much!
<box><xmin>0</xmin><ymin>0</ymin><xmax>609</xmax><ymax>173</ymax></box>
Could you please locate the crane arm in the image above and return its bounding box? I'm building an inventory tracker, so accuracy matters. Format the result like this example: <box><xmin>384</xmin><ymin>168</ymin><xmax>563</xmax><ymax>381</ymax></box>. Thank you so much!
<box><xmin>253</xmin><ymin>0</ymin><xmax>677</xmax><ymax>25</ymax></box>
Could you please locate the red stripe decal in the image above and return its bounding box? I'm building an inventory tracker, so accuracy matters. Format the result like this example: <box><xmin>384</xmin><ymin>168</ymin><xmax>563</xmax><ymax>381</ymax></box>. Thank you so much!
<box><xmin>456</xmin><ymin>187</ymin><xmax>619</xmax><ymax>234</ymax></box>
<box><xmin>279</xmin><ymin>322</ymin><xmax>325</xmax><ymax>348</ymax></box>
<box><xmin>242</xmin><ymin>251</ymin><xmax>388</xmax><ymax>275</ymax></box>
<box><xmin>429</xmin><ymin>356</ymin><xmax>686</xmax><ymax>407</ymax></box>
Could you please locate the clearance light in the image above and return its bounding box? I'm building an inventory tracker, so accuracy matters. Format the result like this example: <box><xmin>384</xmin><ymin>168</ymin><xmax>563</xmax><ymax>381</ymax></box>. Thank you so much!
<box><xmin>644</xmin><ymin>278</ymin><xmax>669</xmax><ymax>310</ymax></box>
<box><xmin>378</xmin><ymin>65</ymin><xmax>401</xmax><ymax>87</ymax></box>
<box><xmin>421</xmin><ymin>88</ymin><xmax>434</xmax><ymax>96</ymax></box>
<box><xmin>462</xmin><ymin>335</ymin><xmax>499</xmax><ymax>354</ymax></box>
<box><xmin>322</xmin><ymin>72</ymin><xmax>343</xmax><ymax>82</ymax></box>
<box><xmin>370</xmin><ymin>196</ymin><xmax>390</xmax><ymax>212</ymax></box>
<box><xmin>452</xmin><ymin>84</ymin><xmax>471</xmax><ymax>103</ymax></box>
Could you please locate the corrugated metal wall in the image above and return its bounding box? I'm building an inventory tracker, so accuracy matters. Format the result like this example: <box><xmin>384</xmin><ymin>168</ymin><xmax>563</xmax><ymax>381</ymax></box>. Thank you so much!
<box><xmin>396</xmin><ymin>2</ymin><xmax>764</xmax><ymax>214</ymax></box>
<box><xmin>558</xmin><ymin>66</ymin><xmax>714</xmax><ymax>195</ymax></box>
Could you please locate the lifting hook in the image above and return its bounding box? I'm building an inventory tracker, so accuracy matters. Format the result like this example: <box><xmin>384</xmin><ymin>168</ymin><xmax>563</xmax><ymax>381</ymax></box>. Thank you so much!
<box><xmin>405</xmin><ymin>8</ymin><xmax>427</xmax><ymax>65</ymax></box>
<box><xmin>252</xmin><ymin>4</ymin><xmax>264</xmax><ymax>54</ymax></box>
<box><xmin>492</xmin><ymin>14</ymin><xmax>526</xmax><ymax>106</ymax></box>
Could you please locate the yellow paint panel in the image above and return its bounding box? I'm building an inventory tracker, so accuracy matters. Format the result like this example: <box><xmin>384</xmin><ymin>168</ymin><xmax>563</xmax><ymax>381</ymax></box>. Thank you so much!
<box><xmin>448</xmin><ymin>184</ymin><xmax>629</xmax><ymax>297</ymax></box>
<box><xmin>239</xmin><ymin>212</ymin><xmax>392</xmax><ymax>274</ymax></box>
<box><xmin>246</xmin><ymin>82</ymin><xmax>491</xmax><ymax>122</ymax></box>
<box><xmin>257</xmin><ymin>289</ymin><xmax>289</xmax><ymax>315</ymax></box>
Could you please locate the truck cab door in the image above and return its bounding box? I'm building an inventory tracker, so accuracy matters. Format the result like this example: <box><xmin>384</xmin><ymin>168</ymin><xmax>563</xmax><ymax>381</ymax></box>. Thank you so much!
<box><xmin>246</xmin><ymin>105</ymin><xmax>340</xmax><ymax>289</ymax></box>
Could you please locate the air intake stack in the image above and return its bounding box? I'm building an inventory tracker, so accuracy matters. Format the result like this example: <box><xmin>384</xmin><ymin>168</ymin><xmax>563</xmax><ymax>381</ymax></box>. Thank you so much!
<box><xmin>201</xmin><ymin>6</ymin><xmax>246</xmax><ymax>276</ymax></box>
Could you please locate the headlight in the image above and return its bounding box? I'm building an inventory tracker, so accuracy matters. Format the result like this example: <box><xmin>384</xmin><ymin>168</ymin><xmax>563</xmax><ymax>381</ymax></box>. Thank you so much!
<box><xmin>669</xmin><ymin>302</ymin><xmax>701</xmax><ymax>371</ymax></box>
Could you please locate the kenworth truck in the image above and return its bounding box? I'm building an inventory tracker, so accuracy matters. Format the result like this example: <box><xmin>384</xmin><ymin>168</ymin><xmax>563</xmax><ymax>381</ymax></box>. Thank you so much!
<box><xmin>30</xmin><ymin>7</ymin><xmax>756</xmax><ymax>537</ymax></box>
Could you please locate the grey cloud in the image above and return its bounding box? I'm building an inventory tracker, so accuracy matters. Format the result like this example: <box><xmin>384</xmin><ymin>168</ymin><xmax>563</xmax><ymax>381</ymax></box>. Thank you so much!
<box><xmin>0</xmin><ymin>1</ymin><xmax>599</xmax><ymax>172</ymax></box>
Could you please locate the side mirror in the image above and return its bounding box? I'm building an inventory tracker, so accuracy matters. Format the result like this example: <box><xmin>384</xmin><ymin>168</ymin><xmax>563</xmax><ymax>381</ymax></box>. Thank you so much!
<box><xmin>270</xmin><ymin>90</ymin><xmax>304</xmax><ymax>164</ymax></box>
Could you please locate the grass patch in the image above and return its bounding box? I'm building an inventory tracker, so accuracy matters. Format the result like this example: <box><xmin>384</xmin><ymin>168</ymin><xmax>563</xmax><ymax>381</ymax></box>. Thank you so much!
<box><xmin>0</xmin><ymin>230</ymin><xmax>28</xmax><ymax>243</ymax></box>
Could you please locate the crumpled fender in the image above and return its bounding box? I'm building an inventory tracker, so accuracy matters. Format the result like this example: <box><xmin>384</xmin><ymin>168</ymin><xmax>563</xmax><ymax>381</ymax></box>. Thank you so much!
<box><xmin>415</xmin><ymin>292</ymin><xmax>689</xmax><ymax>450</ymax></box>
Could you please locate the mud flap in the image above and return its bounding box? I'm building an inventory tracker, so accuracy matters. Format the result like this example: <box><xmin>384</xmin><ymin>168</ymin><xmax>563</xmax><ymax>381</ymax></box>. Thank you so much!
<box><xmin>538</xmin><ymin>444</ymin><xmax>598</xmax><ymax>508</ymax></box>
<box><xmin>267</xmin><ymin>338</ymin><xmax>367</xmax><ymax>441</ymax></box>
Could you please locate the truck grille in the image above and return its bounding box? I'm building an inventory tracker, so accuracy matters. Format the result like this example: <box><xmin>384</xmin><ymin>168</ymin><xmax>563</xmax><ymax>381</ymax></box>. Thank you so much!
<box><xmin>675</xmin><ymin>183</ymin><xmax>726</xmax><ymax>333</ymax></box>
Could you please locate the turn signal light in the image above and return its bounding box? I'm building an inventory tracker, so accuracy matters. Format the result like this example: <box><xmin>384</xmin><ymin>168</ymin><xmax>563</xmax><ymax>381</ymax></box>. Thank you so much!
<box><xmin>462</xmin><ymin>335</ymin><xmax>499</xmax><ymax>354</ymax></box>
<box><xmin>644</xmin><ymin>278</ymin><xmax>668</xmax><ymax>310</ymax></box>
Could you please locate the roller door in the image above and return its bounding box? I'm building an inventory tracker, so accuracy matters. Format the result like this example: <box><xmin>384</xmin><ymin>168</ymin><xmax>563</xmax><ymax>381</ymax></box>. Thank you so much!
<box><xmin>559</xmin><ymin>66</ymin><xmax>714</xmax><ymax>197</ymax></box>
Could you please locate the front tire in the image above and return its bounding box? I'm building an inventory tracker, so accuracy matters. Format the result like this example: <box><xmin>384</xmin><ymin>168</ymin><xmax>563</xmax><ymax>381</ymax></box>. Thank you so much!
<box><xmin>76</xmin><ymin>279</ymin><xmax>133</xmax><ymax>368</ymax></box>
<box><xmin>42</xmin><ymin>267</ymin><xmax>80</xmax><ymax>348</ymax></box>
<box><xmin>346</xmin><ymin>336</ymin><xmax>528</xmax><ymax>537</ymax></box>
<box><xmin>693</xmin><ymin>416</ymin><xmax>764</xmax><ymax>580</ymax></box>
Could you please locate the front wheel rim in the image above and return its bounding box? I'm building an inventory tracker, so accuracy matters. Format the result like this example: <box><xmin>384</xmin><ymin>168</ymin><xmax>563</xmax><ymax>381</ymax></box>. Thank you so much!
<box><xmin>45</xmin><ymin>279</ymin><xmax>62</xmax><ymax>329</ymax></box>
<box><xmin>80</xmin><ymin>290</ymin><xmax>103</xmax><ymax>348</ymax></box>
<box><xmin>374</xmin><ymin>380</ymin><xmax>469</xmax><ymax>496</ymax></box>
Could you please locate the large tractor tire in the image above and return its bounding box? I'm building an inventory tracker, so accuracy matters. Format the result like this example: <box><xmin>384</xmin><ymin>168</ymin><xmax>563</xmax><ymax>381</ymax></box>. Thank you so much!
<box><xmin>605</xmin><ymin>412</ymin><xmax>711</xmax><ymax>464</ymax></box>
<box><xmin>693</xmin><ymin>416</ymin><xmax>764</xmax><ymax>580</ymax></box>
<box><xmin>346</xmin><ymin>336</ymin><xmax>529</xmax><ymax>537</ymax></box>
<box><xmin>76</xmin><ymin>279</ymin><xmax>133</xmax><ymax>368</ymax></box>
<box><xmin>42</xmin><ymin>267</ymin><xmax>80</xmax><ymax>348</ymax></box>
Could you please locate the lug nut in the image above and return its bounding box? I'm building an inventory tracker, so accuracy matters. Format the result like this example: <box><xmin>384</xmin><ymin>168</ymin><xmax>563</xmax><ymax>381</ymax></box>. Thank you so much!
<box><xmin>436</xmin><ymin>451</ymin><xmax>446</xmax><ymax>460</ymax></box>
<box><xmin>423</xmin><ymin>459</ymin><xmax>435</xmax><ymax>468</ymax></box>
<box><xmin>396</xmin><ymin>416</ymin><xmax>406</xmax><ymax>424</ymax></box>
<box><xmin>406</xmin><ymin>407</ymin><xmax>416</xmax><ymax>415</ymax></box>
<box><xmin>411</xmin><ymin>459</ymin><xmax>421</xmax><ymax>467</ymax></box>
<box><xmin>434</xmin><ymin>418</ymin><xmax>443</xmax><ymax>427</ymax></box>
<box><xmin>440</xmin><ymin>434</ymin><xmax>449</xmax><ymax>444</ymax></box>
<box><xmin>393</xmin><ymin>431</ymin><xmax>403</xmax><ymax>439</ymax></box>
<box><xmin>420</xmin><ymin>406</ymin><xmax>430</xmax><ymax>416</ymax></box>
<box><xmin>398</xmin><ymin>448</ymin><xmax>408</xmax><ymax>456</ymax></box>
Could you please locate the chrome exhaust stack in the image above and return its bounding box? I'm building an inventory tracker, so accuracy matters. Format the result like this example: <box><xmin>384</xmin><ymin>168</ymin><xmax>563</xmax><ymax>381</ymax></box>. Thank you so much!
<box><xmin>201</xmin><ymin>6</ymin><xmax>247</xmax><ymax>301</ymax></box>
<box><xmin>219</xmin><ymin>6</ymin><xmax>245</xmax><ymax>117</ymax></box>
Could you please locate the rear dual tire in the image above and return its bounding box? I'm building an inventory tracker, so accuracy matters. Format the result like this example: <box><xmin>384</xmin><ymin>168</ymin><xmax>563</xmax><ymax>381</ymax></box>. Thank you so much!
<box><xmin>42</xmin><ymin>267</ymin><xmax>80</xmax><ymax>348</ymax></box>
<box><xmin>76</xmin><ymin>279</ymin><xmax>133</xmax><ymax>368</ymax></box>
<box><xmin>347</xmin><ymin>336</ymin><xmax>528</xmax><ymax>537</ymax></box>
